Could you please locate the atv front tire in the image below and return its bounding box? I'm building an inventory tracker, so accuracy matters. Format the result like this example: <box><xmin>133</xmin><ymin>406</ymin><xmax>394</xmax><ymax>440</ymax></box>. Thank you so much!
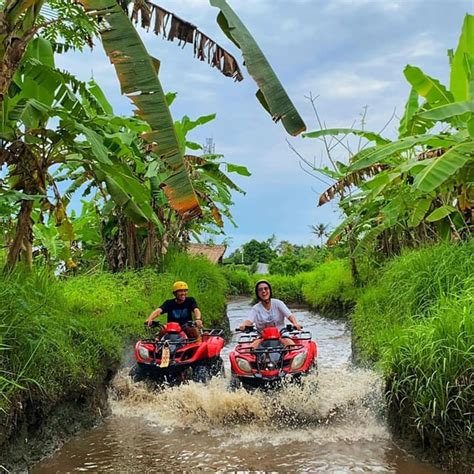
<box><xmin>129</xmin><ymin>363</ymin><xmax>148</xmax><ymax>382</ymax></box>
<box><xmin>192</xmin><ymin>364</ymin><xmax>211</xmax><ymax>383</ymax></box>
<box><xmin>228</xmin><ymin>375</ymin><xmax>242</xmax><ymax>391</ymax></box>
<box><xmin>210</xmin><ymin>356</ymin><xmax>225</xmax><ymax>378</ymax></box>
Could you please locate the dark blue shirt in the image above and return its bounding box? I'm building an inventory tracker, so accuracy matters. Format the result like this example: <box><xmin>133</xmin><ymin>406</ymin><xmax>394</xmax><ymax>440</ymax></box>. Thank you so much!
<box><xmin>159</xmin><ymin>297</ymin><xmax>198</xmax><ymax>324</ymax></box>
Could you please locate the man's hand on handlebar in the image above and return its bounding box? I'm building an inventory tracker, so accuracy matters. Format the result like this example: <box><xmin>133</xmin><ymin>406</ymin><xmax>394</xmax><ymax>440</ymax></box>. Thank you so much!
<box><xmin>195</xmin><ymin>319</ymin><xmax>203</xmax><ymax>329</ymax></box>
<box><xmin>238</xmin><ymin>324</ymin><xmax>255</xmax><ymax>332</ymax></box>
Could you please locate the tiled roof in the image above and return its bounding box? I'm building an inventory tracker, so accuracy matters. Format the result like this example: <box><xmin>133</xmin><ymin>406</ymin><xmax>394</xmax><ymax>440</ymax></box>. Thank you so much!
<box><xmin>187</xmin><ymin>243</ymin><xmax>227</xmax><ymax>264</ymax></box>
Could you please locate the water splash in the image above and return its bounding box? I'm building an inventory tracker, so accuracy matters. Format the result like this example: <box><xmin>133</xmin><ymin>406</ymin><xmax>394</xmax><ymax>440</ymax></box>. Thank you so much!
<box><xmin>109</xmin><ymin>366</ymin><xmax>388</xmax><ymax>443</ymax></box>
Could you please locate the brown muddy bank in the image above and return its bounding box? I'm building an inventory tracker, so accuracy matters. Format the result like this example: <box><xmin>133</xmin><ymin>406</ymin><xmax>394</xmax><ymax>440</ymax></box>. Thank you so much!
<box><xmin>0</xmin><ymin>366</ymin><xmax>116</xmax><ymax>473</ymax></box>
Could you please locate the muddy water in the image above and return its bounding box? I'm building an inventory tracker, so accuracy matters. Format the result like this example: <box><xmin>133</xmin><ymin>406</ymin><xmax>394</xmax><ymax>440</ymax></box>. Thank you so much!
<box><xmin>33</xmin><ymin>298</ymin><xmax>439</xmax><ymax>472</ymax></box>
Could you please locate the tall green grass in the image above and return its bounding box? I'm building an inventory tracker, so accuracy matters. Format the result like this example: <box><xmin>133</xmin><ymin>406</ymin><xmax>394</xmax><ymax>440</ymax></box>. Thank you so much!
<box><xmin>351</xmin><ymin>241</ymin><xmax>474</xmax><ymax>456</ymax></box>
<box><xmin>352</xmin><ymin>241</ymin><xmax>474</xmax><ymax>361</ymax></box>
<box><xmin>385</xmin><ymin>289</ymin><xmax>474</xmax><ymax>450</ymax></box>
<box><xmin>221</xmin><ymin>266</ymin><xmax>252</xmax><ymax>296</ymax></box>
<box><xmin>251</xmin><ymin>273</ymin><xmax>307</xmax><ymax>304</ymax></box>
<box><xmin>222</xmin><ymin>259</ymin><xmax>358</xmax><ymax>310</ymax></box>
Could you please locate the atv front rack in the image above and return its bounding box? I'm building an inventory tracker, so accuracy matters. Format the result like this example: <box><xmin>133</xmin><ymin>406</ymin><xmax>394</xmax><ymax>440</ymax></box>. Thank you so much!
<box><xmin>236</xmin><ymin>343</ymin><xmax>304</xmax><ymax>355</ymax></box>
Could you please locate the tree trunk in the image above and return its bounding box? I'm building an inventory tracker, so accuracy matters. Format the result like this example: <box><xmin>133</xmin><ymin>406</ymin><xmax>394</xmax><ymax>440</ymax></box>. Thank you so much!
<box><xmin>5</xmin><ymin>200</ymin><xmax>34</xmax><ymax>271</ymax></box>
<box><xmin>348</xmin><ymin>232</ymin><xmax>360</xmax><ymax>286</ymax></box>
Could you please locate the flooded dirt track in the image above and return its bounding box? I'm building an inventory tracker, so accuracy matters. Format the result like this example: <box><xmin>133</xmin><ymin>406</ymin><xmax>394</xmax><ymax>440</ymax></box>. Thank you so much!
<box><xmin>32</xmin><ymin>298</ymin><xmax>440</xmax><ymax>473</ymax></box>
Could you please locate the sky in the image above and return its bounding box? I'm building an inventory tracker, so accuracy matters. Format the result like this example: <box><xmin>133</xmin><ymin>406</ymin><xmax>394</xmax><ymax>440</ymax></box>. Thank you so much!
<box><xmin>56</xmin><ymin>0</ymin><xmax>473</xmax><ymax>254</ymax></box>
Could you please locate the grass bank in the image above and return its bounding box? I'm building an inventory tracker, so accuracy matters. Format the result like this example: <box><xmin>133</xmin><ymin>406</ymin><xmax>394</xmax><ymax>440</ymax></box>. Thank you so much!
<box><xmin>351</xmin><ymin>242</ymin><xmax>473</xmax><ymax>469</ymax></box>
<box><xmin>0</xmin><ymin>253</ymin><xmax>227</xmax><ymax>470</ymax></box>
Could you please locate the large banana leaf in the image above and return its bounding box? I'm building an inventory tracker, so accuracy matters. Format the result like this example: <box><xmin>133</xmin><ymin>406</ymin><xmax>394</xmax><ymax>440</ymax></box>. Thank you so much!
<box><xmin>404</xmin><ymin>65</ymin><xmax>454</xmax><ymax>107</ymax></box>
<box><xmin>413</xmin><ymin>142</ymin><xmax>474</xmax><ymax>192</ymax></box>
<box><xmin>417</xmin><ymin>100</ymin><xmax>474</xmax><ymax>122</ymax></box>
<box><xmin>349</xmin><ymin>134</ymin><xmax>457</xmax><ymax>171</ymax></box>
<box><xmin>78</xmin><ymin>0</ymin><xmax>201</xmax><ymax>218</ymax></box>
<box><xmin>450</xmin><ymin>14</ymin><xmax>474</xmax><ymax>102</ymax></box>
<box><xmin>209</xmin><ymin>0</ymin><xmax>306</xmax><ymax>136</ymax></box>
<box><xmin>408</xmin><ymin>197</ymin><xmax>432</xmax><ymax>228</ymax></box>
<box><xmin>397</xmin><ymin>87</ymin><xmax>434</xmax><ymax>137</ymax></box>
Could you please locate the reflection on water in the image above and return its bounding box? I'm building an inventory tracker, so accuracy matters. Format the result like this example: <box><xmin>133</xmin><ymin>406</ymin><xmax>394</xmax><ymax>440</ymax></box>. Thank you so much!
<box><xmin>32</xmin><ymin>298</ymin><xmax>440</xmax><ymax>473</ymax></box>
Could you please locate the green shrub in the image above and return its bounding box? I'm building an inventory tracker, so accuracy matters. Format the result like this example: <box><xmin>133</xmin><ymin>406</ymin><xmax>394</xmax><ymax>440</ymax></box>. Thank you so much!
<box><xmin>254</xmin><ymin>273</ymin><xmax>306</xmax><ymax>304</ymax></box>
<box><xmin>301</xmin><ymin>259</ymin><xmax>357</xmax><ymax>316</ymax></box>
<box><xmin>221</xmin><ymin>267</ymin><xmax>252</xmax><ymax>295</ymax></box>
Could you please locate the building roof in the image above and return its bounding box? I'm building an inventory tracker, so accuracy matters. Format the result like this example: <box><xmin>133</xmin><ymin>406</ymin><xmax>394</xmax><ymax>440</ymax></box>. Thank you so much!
<box><xmin>187</xmin><ymin>243</ymin><xmax>227</xmax><ymax>264</ymax></box>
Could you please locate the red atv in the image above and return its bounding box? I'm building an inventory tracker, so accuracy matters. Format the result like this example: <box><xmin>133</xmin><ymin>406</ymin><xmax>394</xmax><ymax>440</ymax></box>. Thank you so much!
<box><xmin>229</xmin><ymin>325</ymin><xmax>318</xmax><ymax>390</ymax></box>
<box><xmin>130</xmin><ymin>321</ymin><xmax>225</xmax><ymax>384</ymax></box>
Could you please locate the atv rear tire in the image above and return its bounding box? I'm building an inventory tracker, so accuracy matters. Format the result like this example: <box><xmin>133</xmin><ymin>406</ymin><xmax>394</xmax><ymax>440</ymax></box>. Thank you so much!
<box><xmin>192</xmin><ymin>364</ymin><xmax>211</xmax><ymax>383</ymax></box>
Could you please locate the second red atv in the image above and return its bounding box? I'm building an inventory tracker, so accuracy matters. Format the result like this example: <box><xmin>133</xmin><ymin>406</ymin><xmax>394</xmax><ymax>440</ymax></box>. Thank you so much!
<box><xmin>229</xmin><ymin>325</ymin><xmax>318</xmax><ymax>390</ymax></box>
<box><xmin>130</xmin><ymin>321</ymin><xmax>225</xmax><ymax>385</ymax></box>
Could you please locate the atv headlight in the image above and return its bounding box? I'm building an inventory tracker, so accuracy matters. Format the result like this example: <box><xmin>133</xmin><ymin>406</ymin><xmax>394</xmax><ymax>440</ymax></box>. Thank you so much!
<box><xmin>236</xmin><ymin>357</ymin><xmax>252</xmax><ymax>373</ymax></box>
<box><xmin>138</xmin><ymin>345</ymin><xmax>149</xmax><ymax>360</ymax></box>
<box><xmin>291</xmin><ymin>352</ymin><xmax>307</xmax><ymax>371</ymax></box>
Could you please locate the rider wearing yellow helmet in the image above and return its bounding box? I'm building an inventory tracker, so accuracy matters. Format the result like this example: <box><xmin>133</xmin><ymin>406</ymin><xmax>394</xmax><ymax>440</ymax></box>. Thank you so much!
<box><xmin>146</xmin><ymin>281</ymin><xmax>203</xmax><ymax>337</ymax></box>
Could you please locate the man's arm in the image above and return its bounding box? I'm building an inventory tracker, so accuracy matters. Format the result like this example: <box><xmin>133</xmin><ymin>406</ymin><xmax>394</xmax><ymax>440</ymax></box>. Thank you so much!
<box><xmin>146</xmin><ymin>307</ymin><xmax>163</xmax><ymax>326</ymax></box>
<box><xmin>193</xmin><ymin>307</ymin><xmax>203</xmax><ymax>328</ymax></box>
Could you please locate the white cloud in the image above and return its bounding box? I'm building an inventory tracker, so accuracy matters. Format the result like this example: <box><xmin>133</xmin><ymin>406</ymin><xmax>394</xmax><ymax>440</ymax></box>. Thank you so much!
<box><xmin>297</xmin><ymin>71</ymin><xmax>392</xmax><ymax>100</ymax></box>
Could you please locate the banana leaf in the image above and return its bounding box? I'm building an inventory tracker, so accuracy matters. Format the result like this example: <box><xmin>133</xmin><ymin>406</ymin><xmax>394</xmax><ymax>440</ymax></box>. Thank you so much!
<box><xmin>78</xmin><ymin>0</ymin><xmax>201</xmax><ymax>218</ymax></box>
<box><xmin>450</xmin><ymin>14</ymin><xmax>474</xmax><ymax>102</ymax></box>
<box><xmin>210</xmin><ymin>0</ymin><xmax>306</xmax><ymax>136</ymax></box>
<box><xmin>408</xmin><ymin>197</ymin><xmax>432</xmax><ymax>228</ymax></box>
<box><xmin>413</xmin><ymin>142</ymin><xmax>474</xmax><ymax>192</ymax></box>
<box><xmin>404</xmin><ymin>65</ymin><xmax>454</xmax><ymax>107</ymax></box>
<box><xmin>398</xmin><ymin>87</ymin><xmax>433</xmax><ymax>138</ymax></box>
<box><xmin>349</xmin><ymin>134</ymin><xmax>457</xmax><ymax>171</ymax></box>
<box><xmin>425</xmin><ymin>205</ymin><xmax>457</xmax><ymax>222</ymax></box>
<box><xmin>417</xmin><ymin>100</ymin><xmax>474</xmax><ymax>122</ymax></box>
<box><xmin>303</xmin><ymin>128</ymin><xmax>390</xmax><ymax>145</ymax></box>
<box><xmin>118</xmin><ymin>0</ymin><xmax>243</xmax><ymax>82</ymax></box>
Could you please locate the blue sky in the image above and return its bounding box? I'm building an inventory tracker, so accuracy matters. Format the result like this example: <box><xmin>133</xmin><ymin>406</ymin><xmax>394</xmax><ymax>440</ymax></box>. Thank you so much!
<box><xmin>56</xmin><ymin>0</ymin><xmax>473</xmax><ymax>254</ymax></box>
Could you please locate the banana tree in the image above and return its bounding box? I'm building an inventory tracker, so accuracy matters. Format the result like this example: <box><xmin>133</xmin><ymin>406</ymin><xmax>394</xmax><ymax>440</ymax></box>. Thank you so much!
<box><xmin>2</xmin><ymin>0</ymin><xmax>306</xmax><ymax>243</ymax></box>
<box><xmin>1</xmin><ymin>36</ymin><xmax>162</xmax><ymax>270</ymax></box>
<box><xmin>303</xmin><ymin>14</ymin><xmax>474</xmax><ymax>256</ymax></box>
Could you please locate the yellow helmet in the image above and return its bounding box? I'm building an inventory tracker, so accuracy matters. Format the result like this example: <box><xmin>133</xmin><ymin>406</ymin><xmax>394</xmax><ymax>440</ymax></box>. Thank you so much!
<box><xmin>172</xmin><ymin>281</ymin><xmax>189</xmax><ymax>292</ymax></box>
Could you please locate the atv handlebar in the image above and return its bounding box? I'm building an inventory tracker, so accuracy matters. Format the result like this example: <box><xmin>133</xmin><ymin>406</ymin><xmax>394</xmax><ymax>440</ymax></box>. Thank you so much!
<box><xmin>235</xmin><ymin>325</ymin><xmax>259</xmax><ymax>334</ymax></box>
<box><xmin>144</xmin><ymin>321</ymin><xmax>198</xmax><ymax>328</ymax></box>
<box><xmin>235</xmin><ymin>324</ymin><xmax>303</xmax><ymax>334</ymax></box>
<box><xmin>280</xmin><ymin>324</ymin><xmax>303</xmax><ymax>334</ymax></box>
<box><xmin>145</xmin><ymin>321</ymin><xmax>163</xmax><ymax>328</ymax></box>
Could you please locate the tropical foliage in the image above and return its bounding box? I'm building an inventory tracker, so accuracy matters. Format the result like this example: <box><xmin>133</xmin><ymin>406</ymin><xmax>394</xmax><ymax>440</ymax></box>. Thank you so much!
<box><xmin>1</xmin><ymin>0</ymin><xmax>305</xmax><ymax>271</ymax></box>
<box><xmin>303</xmin><ymin>14</ymin><xmax>474</xmax><ymax>259</ymax></box>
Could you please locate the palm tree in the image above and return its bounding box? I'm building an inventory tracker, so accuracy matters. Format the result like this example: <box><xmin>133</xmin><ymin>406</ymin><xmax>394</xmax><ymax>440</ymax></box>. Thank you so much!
<box><xmin>310</xmin><ymin>223</ymin><xmax>328</xmax><ymax>247</ymax></box>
